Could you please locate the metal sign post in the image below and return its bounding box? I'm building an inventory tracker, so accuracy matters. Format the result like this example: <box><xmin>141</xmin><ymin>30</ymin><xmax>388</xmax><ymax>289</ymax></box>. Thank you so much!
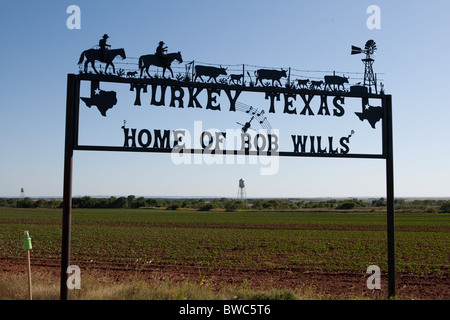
<box><xmin>384</xmin><ymin>95</ymin><xmax>395</xmax><ymax>297</ymax></box>
<box><xmin>61</xmin><ymin>74</ymin><xmax>79</xmax><ymax>300</ymax></box>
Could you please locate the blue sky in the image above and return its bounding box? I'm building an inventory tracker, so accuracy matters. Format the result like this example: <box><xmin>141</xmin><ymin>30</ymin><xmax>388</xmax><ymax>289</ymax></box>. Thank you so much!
<box><xmin>0</xmin><ymin>1</ymin><xmax>449</xmax><ymax>199</ymax></box>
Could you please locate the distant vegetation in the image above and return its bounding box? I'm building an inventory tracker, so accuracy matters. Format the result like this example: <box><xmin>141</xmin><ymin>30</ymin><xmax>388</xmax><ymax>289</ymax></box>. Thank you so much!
<box><xmin>1</xmin><ymin>196</ymin><xmax>449</xmax><ymax>213</ymax></box>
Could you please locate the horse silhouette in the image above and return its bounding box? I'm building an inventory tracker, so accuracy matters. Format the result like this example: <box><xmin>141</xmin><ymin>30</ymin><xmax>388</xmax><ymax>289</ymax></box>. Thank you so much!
<box><xmin>138</xmin><ymin>52</ymin><xmax>183</xmax><ymax>78</ymax></box>
<box><xmin>78</xmin><ymin>48</ymin><xmax>126</xmax><ymax>74</ymax></box>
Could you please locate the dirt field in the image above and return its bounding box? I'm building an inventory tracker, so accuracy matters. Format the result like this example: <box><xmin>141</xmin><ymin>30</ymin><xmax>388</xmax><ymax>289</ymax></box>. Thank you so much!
<box><xmin>1</xmin><ymin>208</ymin><xmax>448</xmax><ymax>300</ymax></box>
<box><xmin>1</xmin><ymin>257</ymin><xmax>447</xmax><ymax>300</ymax></box>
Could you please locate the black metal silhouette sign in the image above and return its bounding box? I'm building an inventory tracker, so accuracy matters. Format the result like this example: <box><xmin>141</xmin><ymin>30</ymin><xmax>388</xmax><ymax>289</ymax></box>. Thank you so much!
<box><xmin>61</xmin><ymin>37</ymin><xmax>395</xmax><ymax>300</ymax></box>
<box><xmin>78</xmin><ymin>34</ymin><xmax>126</xmax><ymax>74</ymax></box>
<box><xmin>139</xmin><ymin>51</ymin><xmax>183</xmax><ymax>78</ymax></box>
<box><xmin>80</xmin><ymin>81</ymin><xmax>117</xmax><ymax>117</ymax></box>
<box><xmin>73</xmin><ymin>37</ymin><xmax>389</xmax><ymax>159</ymax></box>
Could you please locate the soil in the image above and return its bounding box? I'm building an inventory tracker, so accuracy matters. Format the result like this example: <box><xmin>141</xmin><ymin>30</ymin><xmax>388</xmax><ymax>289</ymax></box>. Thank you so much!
<box><xmin>1</xmin><ymin>257</ymin><xmax>448</xmax><ymax>300</ymax></box>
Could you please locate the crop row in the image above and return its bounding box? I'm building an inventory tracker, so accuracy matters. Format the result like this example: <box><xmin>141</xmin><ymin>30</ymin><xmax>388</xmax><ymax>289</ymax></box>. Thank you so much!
<box><xmin>0</xmin><ymin>208</ymin><xmax>448</xmax><ymax>275</ymax></box>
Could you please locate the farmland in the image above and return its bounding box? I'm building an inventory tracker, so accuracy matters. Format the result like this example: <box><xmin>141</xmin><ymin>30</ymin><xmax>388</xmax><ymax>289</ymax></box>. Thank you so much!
<box><xmin>0</xmin><ymin>207</ymin><xmax>448</xmax><ymax>299</ymax></box>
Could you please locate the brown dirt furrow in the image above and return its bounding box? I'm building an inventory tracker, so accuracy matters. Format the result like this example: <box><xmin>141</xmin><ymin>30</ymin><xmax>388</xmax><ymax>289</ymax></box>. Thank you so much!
<box><xmin>1</xmin><ymin>257</ymin><xmax>447</xmax><ymax>300</ymax></box>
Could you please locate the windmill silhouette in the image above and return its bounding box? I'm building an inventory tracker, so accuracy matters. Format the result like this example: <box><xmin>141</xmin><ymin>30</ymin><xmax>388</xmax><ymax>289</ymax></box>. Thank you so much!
<box><xmin>352</xmin><ymin>40</ymin><xmax>378</xmax><ymax>94</ymax></box>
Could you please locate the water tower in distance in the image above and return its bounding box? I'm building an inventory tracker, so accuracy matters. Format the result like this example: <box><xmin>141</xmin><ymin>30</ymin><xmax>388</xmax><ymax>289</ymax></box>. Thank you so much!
<box><xmin>20</xmin><ymin>188</ymin><xmax>25</xmax><ymax>199</ymax></box>
<box><xmin>237</xmin><ymin>178</ymin><xmax>246</xmax><ymax>201</ymax></box>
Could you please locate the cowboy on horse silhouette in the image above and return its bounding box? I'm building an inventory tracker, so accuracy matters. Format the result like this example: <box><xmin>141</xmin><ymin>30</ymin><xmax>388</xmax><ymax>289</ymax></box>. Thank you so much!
<box><xmin>78</xmin><ymin>34</ymin><xmax>126</xmax><ymax>74</ymax></box>
<box><xmin>155</xmin><ymin>41</ymin><xmax>168</xmax><ymax>67</ymax></box>
<box><xmin>99</xmin><ymin>34</ymin><xmax>111</xmax><ymax>62</ymax></box>
<box><xmin>138</xmin><ymin>40</ymin><xmax>183</xmax><ymax>78</ymax></box>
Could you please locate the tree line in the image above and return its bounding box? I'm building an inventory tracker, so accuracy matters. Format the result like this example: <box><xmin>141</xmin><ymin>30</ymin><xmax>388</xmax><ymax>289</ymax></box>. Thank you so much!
<box><xmin>1</xmin><ymin>196</ymin><xmax>449</xmax><ymax>212</ymax></box>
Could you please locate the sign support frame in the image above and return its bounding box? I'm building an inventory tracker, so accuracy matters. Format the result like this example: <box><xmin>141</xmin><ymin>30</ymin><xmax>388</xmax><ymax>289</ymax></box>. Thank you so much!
<box><xmin>384</xmin><ymin>95</ymin><xmax>395</xmax><ymax>298</ymax></box>
<box><xmin>60</xmin><ymin>73</ymin><xmax>395</xmax><ymax>299</ymax></box>
<box><xmin>61</xmin><ymin>74</ymin><xmax>79</xmax><ymax>300</ymax></box>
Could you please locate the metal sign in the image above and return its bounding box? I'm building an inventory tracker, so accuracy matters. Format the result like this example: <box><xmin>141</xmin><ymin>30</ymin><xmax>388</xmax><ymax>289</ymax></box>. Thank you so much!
<box><xmin>76</xmin><ymin>75</ymin><xmax>387</xmax><ymax>159</ymax></box>
<box><xmin>61</xmin><ymin>37</ymin><xmax>395</xmax><ymax>299</ymax></box>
